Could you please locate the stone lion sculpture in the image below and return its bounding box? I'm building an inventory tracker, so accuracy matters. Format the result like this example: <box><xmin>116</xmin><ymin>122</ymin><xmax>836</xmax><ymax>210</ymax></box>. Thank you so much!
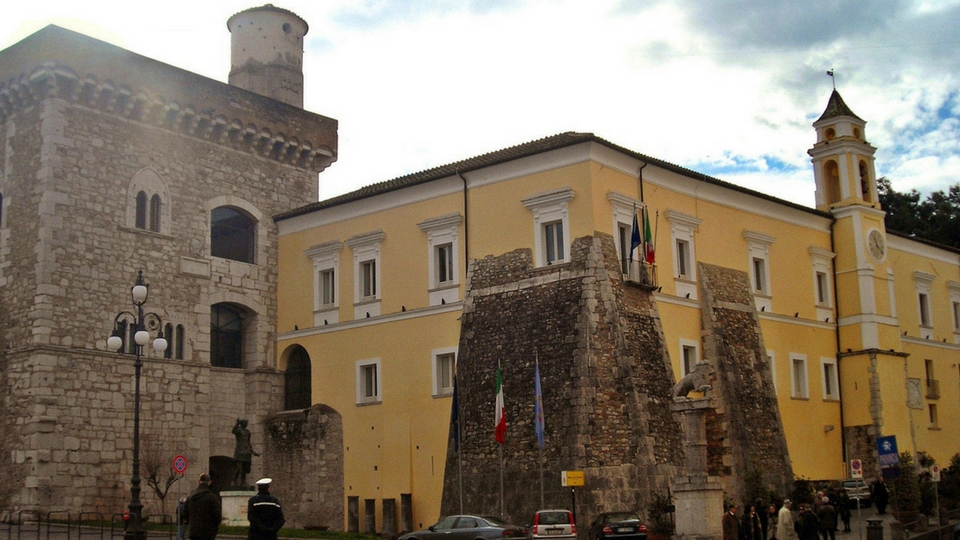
<box><xmin>673</xmin><ymin>361</ymin><xmax>714</xmax><ymax>399</ymax></box>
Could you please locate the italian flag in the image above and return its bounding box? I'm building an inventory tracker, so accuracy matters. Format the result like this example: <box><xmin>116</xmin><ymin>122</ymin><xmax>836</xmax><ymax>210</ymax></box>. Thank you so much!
<box><xmin>644</xmin><ymin>211</ymin><xmax>655</xmax><ymax>265</ymax></box>
<box><xmin>495</xmin><ymin>365</ymin><xmax>506</xmax><ymax>444</ymax></box>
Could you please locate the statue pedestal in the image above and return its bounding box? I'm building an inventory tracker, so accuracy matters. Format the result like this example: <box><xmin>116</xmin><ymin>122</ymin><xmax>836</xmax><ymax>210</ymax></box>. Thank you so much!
<box><xmin>672</xmin><ymin>476</ymin><xmax>724</xmax><ymax>540</ymax></box>
<box><xmin>220</xmin><ymin>490</ymin><xmax>255</xmax><ymax>526</ymax></box>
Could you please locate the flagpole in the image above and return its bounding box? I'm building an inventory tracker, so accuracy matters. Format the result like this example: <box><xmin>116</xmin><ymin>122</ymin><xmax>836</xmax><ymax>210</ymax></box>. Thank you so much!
<box><xmin>457</xmin><ymin>378</ymin><xmax>463</xmax><ymax>514</ymax></box>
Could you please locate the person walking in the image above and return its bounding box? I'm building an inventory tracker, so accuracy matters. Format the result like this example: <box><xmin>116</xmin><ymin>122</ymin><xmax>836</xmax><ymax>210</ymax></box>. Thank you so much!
<box><xmin>816</xmin><ymin>497</ymin><xmax>837</xmax><ymax>540</ymax></box>
<box><xmin>742</xmin><ymin>505</ymin><xmax>762</xmax><ymax>540</ymax></box>
<box><xmin>768</xmin><ymin>504</ymin><xmax>779</xmax><ymax>540</ymax></box>
<box><xmin>871</xmin><ymin>477</ymin><xmax>889</xmax><ymax>515</ymax></box>
<box><xmin>756</xmin><ymin>499</ymin><xmax>769</xmax><ymax>540</ymax></box>
<box><xmin>723</xmin><ymin>504</ymin><xmax>740</xmax><ymax>540</ymax></box>
<box><xmin>183</xmin><ymin>473</ymin><xmax>221</xmax><ymax>540</ymax></box>
<box><xmin>796</xmin><ymin>504</ymin><xmax>819</xmax><ymax>540</ymax></box>
<box><xmin>778</xmin><ymin>500</ymin><xmax>798</xmax><ymax>540</ymax></box>
<box><xmin>836</xmin><ymin>490</ymin><xmax>851</xmax><ymax>533</ymax></box>
<box><xmin>248</xmin><ymin>478</ymin><xmax>285</xmax><ymax>540</ymax></box>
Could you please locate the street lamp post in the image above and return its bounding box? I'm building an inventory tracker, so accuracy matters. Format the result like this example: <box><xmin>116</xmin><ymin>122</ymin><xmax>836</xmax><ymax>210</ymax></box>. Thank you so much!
<box><xmin>107</xmin><ymin>270</ymin><xmax>168</xmax><ymax>540</ymax></box>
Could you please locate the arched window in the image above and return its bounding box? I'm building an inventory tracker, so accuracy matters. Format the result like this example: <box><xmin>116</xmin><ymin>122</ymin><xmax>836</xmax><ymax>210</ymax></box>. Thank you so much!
<box><xmin>175</xmin><ymin>325</ymin><xmax>185</xmax><ymax>360</ymax></box>
<box><xmin>164</xmin><ymin>323</ymin><xmax>174</xmax><ymax>359</ymax></box>
<box><xmin>149</xmin><ymin>194</ymin><xmax>162</xmax><ymax>232</ymax></box>
<box><xmin>859</xmin><ymin>161</ymin><xmax>872</xmax><ymax>202</ymax></box>
<box><xmin>823</xmin><ymin>160</ymin><xmax>841</xmax><ymax>205</ymax></box>
<box><xmin>135</xmin><ymin>191</ymin><xmax>148</xmax><ymax>230</ymax></box>
<box><xmin>211</xmin><ymin>206</ymin><xmax>256</xmax><ymax>263</ymax></box>
<box><xmin>211</xmin><ymin>303</ymin><xmax>243</xmax><ymax>368</ymax></box>
<box><xmin>284</xmin><ymin>345</ymin><xmax>312</xmax><ymax>410</ymax></box>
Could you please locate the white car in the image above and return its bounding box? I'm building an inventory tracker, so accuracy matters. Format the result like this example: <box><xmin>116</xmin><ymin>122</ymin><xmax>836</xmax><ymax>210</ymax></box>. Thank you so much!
<box><xmin>531</xmin><ymin>510</ymin><xmax>576</xmax><ymax>540</ymax></box>
<box><xmin>841</xmin><ymin>480</ymin><xmax>871</xmax><ymax>507</ymax></box>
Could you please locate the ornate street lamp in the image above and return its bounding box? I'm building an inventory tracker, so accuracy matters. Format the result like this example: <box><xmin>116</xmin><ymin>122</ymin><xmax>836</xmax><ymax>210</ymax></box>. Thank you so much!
<box><xmin>107</xmin><ymin>270</ymin><xmax>167</xmax><ymax>540</ymax></box>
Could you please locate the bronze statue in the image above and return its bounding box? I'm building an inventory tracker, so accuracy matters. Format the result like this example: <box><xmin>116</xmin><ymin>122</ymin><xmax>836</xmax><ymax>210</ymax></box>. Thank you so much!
<box><xmin>232</xmin><ymin>418</ymin><xmax>260</xmax><ymax>487</ymax></box>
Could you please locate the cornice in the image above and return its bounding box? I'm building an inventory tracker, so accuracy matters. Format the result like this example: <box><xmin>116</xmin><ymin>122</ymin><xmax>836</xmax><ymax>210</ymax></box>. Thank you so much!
<box><xmin>0</xmin><ymin>56</ymin><xmax>336</xmax><ymax>172</ymax></box>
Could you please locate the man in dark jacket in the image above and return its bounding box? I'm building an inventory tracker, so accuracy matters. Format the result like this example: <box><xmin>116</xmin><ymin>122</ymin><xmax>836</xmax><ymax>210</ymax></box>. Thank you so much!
<box><xmin>795</xmin><ymin>504</ymin><xmax>819</xmax><ymax>540</ymax></box>
<box><xmin>248</xmin><ymin>478</ymin><xmax>285</xmax><ymax>540</ymax></box>
<box><xmin>183</xmin><ymin>473</ymin><xmax>221</xmax><ymax>540</ymax></box>
<box><xmin>816</xmin><ymin>497</ymin><xmax>837</xmax><ymax>540</ymax></box>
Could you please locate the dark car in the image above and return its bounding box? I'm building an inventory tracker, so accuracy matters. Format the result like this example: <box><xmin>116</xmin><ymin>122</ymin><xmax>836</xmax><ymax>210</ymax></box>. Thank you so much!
<box><xmin>399</xmin><ymin>515</ymin><xmax>528</xmax><ymax>540</ymax></box>
<box><xmin>588</xmin><ymin>512</ymin><xmax>648</xmax><ymax>540</ymax></box>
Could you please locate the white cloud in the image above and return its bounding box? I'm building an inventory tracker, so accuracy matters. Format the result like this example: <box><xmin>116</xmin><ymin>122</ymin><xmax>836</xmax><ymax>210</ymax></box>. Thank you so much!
<box><xmin>4</xmin><ymin>0</ymin><xmax>958</xmax><ymax>205</ymax></box>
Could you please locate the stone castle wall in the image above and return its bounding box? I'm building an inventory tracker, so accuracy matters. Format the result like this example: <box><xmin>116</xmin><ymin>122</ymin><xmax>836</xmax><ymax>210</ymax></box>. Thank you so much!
<box><xmin>698</xmin><ymin>263</ymin><xmax>793</xmax><ymax>502</ymax></box>
<box><xmin>442</xmin><ymin>233</ymin><xmax>683</xmax><ymax>527</ymax></box>
<box><xmin>263</xmin><ymin>405</ymin><xmax>344</xmax><ymax>530</ymax></box>
<box><xmin>0</xmin><ymin>86</ymin><xmax>316</xmax><ymax>514</ymax></box>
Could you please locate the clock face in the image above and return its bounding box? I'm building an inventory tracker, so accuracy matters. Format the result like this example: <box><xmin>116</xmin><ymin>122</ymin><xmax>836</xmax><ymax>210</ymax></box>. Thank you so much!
<box><xmin>868</xmin><ymin>229</ymin><xmax>886</xmax><ymax>261</ymax></box>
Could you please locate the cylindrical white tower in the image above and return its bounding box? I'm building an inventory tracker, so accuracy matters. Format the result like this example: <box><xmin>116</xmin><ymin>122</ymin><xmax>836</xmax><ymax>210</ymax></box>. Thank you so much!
<box><xmin>227</xmin><ymin>4</ymin><xmax>308</xmax><ymax>108</ymax></box>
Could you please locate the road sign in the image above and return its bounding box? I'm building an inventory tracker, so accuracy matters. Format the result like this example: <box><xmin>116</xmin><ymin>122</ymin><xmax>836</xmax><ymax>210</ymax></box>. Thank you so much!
<box><xmin>561</xmin><ymin>470</ymin><xmax>584</xmax><ymax>487</ymax></box>
<box><xmin>172</xmin><ymin>455</ymin><xmax>188</xmax><ymax>474</ymax></box>
<box><xmin>851</xmin><ymin>459</ymin><xmax>863</xmax><ymax>479</ymax></box>
<box><xmin>876</xmin><ymin>435</ymin><xmax>899</xmax><ymax>469</ymax></box>
<box><xmin>931</xmin><ymin>464</ymin><xmax>941</xmax><ymax>482</ymax></box>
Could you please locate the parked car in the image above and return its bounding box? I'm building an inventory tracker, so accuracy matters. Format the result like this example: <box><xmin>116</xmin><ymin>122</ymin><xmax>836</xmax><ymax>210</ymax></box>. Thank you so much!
<box><xmin>530</xmin><ymin>509</ymin><xmax>576</xmax><ymax>540</ymax></box>
<box><xmin>588</xmin><ymin>512</ymin><xmax>648</xmax><ymax>540</ymax></box>
<box><xmin>841</xmin><ymin>480</ymin><xmax>871</xmax><ymax>507</ymax></box>
<box><xmin>398</xmin><ymin>515</ymin><xmax>528</xmax><ymax>540</ymax></box>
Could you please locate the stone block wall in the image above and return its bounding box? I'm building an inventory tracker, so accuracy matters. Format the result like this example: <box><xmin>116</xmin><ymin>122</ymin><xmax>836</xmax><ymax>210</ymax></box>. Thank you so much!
<box><xmin>442</xmin><ymin>233</ymin><xmax>683</xmax><ymax>528</ymax></box>
<box><xmin>263</xmin><ymin>405</ymin><xmax>344</xmax><ymax>530</ymax></box>
<box><xmin>697</xmin><ymin>263</ymin><xmax>793</xmax><ymax>503</ymax></box>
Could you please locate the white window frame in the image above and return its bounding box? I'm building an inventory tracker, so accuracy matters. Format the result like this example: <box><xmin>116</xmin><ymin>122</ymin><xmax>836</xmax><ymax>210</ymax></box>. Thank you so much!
<box><xmin>744</xmin><ymin>231</ymin><xmax>774</xmax><ymax>312</ymax></box>
<box><xmin>432</xmin><ymin>347</ymin><xmax>458</xmax><ymax>397</ymax></box>
<box><xmin>809</xmin><ymin>247</ymin><xmax>836</xmax><ymax>323</ymax></box>
<box><xmin>790</xmin><ymin>353</ymin><xmax>809</xmax><ymax>399</ymax></box>
<box><xmin>767</xmin><ymin>350</ymin><xmax>777</xmax><ymax>394</ymax></box>
<box><xmin>305</xmin><ymin>241</ymin><xmax>342</xmax><ymax>326</ymax></box>
<box><xmin>346</xmin><ymin>230</ymin><xmax>385</xmax><ymax>319</ymax></box>
<box><xmin>666</xmin><ymin>209</ymin><xmax>701</xmax><ymax>300</ymax></box>
<box><xmin>607</xmin><ymin>192</ymin><xmax>644</xmax><ymax>277</ymax></box>
<box><xmin>679</xmin><ymin>338</ymin><xmax>700</xmax><ymax>377</ymax></box>
<box><xmin>522</xmin><ymin>187</ymin><xmax>574</xmax><ymax>268</ymax></box>
<box><xmin>914</xmin><ymin>271</ymin><xmax>934</xmax><ymax>338</ymax></box>
<box><xmin>418</xmin><ymin>213</ymin><xmax>463</xmax><ymax>306</ymax></box>
<box><xmin>821</xmin><ymin>357</ymin><xmax>839</xmax><ymax>401</ymax></box>
<box><xmin>356</xmin><ymin>358</ymin><xmax>382</xmax><ymax>405</ymax></box>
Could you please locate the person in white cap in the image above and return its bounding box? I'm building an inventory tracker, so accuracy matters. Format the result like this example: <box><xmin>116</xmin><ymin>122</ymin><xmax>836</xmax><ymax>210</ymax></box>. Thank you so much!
<box><xmin>248</xmin><ymin>478</ymin><xmax>284</xmax><ymax>540</ymax></box>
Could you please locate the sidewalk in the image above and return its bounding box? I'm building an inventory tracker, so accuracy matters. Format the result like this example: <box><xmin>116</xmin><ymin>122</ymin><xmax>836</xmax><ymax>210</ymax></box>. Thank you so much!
<box><xmin>842</xmin><ymin>505</ymin><xmax>956</xmax><ymax>540</ymax></box>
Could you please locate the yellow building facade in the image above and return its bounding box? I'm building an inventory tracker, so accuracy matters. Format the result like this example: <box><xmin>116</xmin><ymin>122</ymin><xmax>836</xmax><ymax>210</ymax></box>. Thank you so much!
<box><xmin>274</xmin><ymin>92</ymin><xmax>960</xmax><ymax>531</ymax></box>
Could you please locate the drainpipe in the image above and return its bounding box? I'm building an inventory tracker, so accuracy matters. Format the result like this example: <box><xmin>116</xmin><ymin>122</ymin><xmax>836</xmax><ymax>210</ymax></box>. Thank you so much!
<box><xmin>830</xmin><ymin>220</ymin><xmax>848</xmax><ymax>468</ymax></box>
<box><xmin>456</xmin><ymin>168</ymin><xmax>469</xmax><ymax>265</ymax></box>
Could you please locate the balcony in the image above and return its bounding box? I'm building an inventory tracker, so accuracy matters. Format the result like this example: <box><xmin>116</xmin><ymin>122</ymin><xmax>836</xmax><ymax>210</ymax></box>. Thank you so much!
<box><xmin>925</xmin><ymin>378</ymin><xmax>940</xmax><ymax>400</ymax></box>
<box><xmin>621</xmin><ymin>260</ymin><xmax>658</xmax><ymax>291</ymax></box>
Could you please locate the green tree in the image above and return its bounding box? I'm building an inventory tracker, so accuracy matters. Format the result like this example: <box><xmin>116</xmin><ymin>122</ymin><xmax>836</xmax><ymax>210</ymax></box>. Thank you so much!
<box><xmin>890</xmin><ymin>451</ymin><xmax>921</xmax><ymax>515</ymax></box>
<box><xmin>878</xmin><ymin>178</ymin><xmax>960</xmax><ymax>249</ymax></box>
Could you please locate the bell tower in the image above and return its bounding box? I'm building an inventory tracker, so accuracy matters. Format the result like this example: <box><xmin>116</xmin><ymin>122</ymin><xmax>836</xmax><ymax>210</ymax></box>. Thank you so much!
<box><xmin>808</xmin><ymin>90</ymin><xmax>879</xmax><ymax>212</ymax></box>
<box><xmin>228</xmin><ymin>4</ymin><xmax>308</xmax><ymax>108</ymax></box>
<box><xmin>808</xmin><ymin>90</ymin><xmax>900</xmax><ymax>353</ymax></box>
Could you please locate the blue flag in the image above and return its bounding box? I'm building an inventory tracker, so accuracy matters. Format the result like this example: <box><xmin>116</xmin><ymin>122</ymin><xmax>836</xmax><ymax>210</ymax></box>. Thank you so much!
<box><xmin>630</xmin><ymin>211</ymin><xmax>642</xmax><ymax>262</ymax></box>
<box><xmin>534</xmin><ymin>360</ymin><xmax>545</xmax><ymax>450</ymax></box>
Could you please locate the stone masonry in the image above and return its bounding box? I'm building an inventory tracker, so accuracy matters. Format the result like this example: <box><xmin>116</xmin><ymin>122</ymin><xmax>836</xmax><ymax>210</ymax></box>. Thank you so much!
<box><xmin>0</xmin><ymin>26</ymin><xmax>336</xmax><ymax>518</ymax></box>
<box><xmin>697</xmin><ymin>263</ymin><xmax>793</xmax><ymax>502</ymax></box>
<box><xmin>442</xmin><ymin>233</ymin><xmax>684</xmax><ymax>528</ymax></box>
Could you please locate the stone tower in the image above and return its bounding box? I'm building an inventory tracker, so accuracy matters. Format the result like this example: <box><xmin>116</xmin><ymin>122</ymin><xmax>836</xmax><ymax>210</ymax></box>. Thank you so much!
<box><xmin>228</xmin><ymin>4</ymin><xmax>309</xmax><ymax>108</ymax></box>
<box><xmin>0</xmin><ymin>6</ymin><xmax>336</xmax><ymax>519</ymax></box>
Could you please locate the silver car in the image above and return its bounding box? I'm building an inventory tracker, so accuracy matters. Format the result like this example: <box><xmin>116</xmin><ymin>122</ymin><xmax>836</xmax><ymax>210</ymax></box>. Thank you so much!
<box><xmin>841</xmin><ymin>480</ymin><xmax>871</xmax><ymax>507</ymax></box>
<box><xmin>531</xmin><ymin>510</ymin><xmax>576</xmax><ymax>540</ymax></box>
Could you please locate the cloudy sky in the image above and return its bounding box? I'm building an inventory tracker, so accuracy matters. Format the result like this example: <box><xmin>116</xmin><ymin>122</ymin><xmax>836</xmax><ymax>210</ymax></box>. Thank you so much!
<box><xmin>3</xmin><ymin>0</ymin><xmax>959</xmax><ymax>207</ymax></box>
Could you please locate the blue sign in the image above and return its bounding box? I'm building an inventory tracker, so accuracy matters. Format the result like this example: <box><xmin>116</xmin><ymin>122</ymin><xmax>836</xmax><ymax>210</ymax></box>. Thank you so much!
<box><xmin>876</xmin><ymin>435</ymin><xmax>900</xmax><ymax>468</ymax></box>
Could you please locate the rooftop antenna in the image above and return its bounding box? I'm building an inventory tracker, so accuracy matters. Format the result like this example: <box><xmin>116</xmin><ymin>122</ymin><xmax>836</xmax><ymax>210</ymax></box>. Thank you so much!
<box><xmin>826</xmin><ymin>69</ymin><xmax>836</xmax><ymax>89</ymax></box>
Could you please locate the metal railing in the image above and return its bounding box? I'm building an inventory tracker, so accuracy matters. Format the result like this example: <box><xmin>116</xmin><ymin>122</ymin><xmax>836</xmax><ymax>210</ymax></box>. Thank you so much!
<box><xmin>0</xmin><ymin>511</ymin><xmax>176</xmax><ymax>540</ymax></box>
<box><xmin>619</xmin><ymin>260</ymin><xmax>658</xmax><ymax>290</ymax></box>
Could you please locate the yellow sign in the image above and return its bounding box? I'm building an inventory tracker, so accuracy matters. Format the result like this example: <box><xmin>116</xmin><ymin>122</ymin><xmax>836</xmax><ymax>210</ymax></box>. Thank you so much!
<box><xmin>561</xmin><ymin>470</ymin><xmax>584</xmax><ymax>487</ymax></box>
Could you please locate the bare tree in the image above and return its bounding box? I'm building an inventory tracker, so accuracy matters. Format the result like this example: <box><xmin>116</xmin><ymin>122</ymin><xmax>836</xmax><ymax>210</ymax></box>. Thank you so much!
<box><xmin>141</xmin><ymin>432</ymin><xmax>182</xmax><ymax>517</ymax></box>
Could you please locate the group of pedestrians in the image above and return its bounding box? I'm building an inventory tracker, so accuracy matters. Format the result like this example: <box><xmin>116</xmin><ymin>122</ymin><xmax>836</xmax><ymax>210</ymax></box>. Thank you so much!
<box><xmin>723</xmin><ymin>488</ymin><xmax>857</xmax><ymax>540</ymax></box>
<box><xmin>177</xmin><ymin>473</ymin><xmax>285</xmax><ymax>540</ymax></box>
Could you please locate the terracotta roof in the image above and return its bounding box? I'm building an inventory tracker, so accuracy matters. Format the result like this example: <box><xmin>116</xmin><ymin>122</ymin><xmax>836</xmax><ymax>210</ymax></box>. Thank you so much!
<box><xmin>274</xmin><ymin>132</ymin><xmax>830</xmax><ymax>222</ymax></box>
<box><xmin>817</xmin><ymin>89</ymin><xmax>864</xmax><ymax>122</ymax></box>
